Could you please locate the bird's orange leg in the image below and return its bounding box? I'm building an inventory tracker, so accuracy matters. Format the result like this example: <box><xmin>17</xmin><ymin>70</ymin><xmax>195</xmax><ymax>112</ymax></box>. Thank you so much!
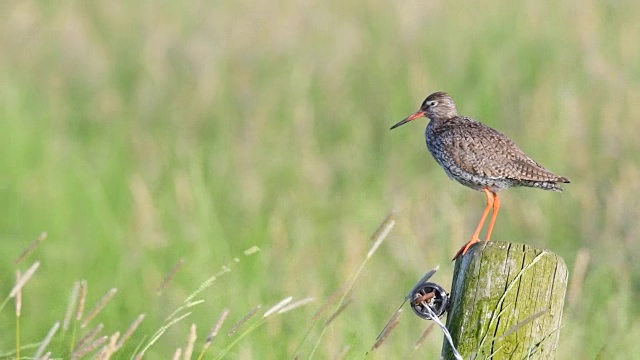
<box><xmin>484</xmin><ymin>192</ymin><xmax>500</xmax><ymax>242</ymax></box>
<box><xmin>452</xmin><ymin>188</ymin><xmax>494</xmax><ymax>260</ymax></box>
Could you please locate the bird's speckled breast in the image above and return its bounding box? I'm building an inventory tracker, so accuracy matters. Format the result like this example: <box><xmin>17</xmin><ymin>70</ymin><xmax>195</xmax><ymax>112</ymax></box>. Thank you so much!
<box><xmin>424</xmin><ymin>120</ymin><xmax>516</xmax><ymax>192</ymax></box>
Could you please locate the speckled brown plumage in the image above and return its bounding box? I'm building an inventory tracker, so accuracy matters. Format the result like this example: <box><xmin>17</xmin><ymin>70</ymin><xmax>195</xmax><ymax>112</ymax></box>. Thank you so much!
<box><xmin>390</xmin><ymin>92</ymin><xmax>570</xmax><ymax>259</ymax></box>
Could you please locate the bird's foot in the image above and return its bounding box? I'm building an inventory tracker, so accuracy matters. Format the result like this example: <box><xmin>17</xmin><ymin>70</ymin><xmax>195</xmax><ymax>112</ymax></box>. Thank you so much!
<box><xmin>452</xmin><ymin>237</ymin><xmax>482</xmax><ymax>261</ymax></box>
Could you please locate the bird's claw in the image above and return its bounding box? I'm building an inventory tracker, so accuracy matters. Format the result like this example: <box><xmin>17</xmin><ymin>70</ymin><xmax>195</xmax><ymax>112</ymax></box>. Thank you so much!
<box><xmin>452</xmin><ymin>237</ymin><xmax>481</xmax><ymax>261</ymax></box>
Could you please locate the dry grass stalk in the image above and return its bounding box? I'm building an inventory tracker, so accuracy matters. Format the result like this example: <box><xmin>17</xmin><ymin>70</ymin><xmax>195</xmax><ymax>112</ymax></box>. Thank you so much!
<box><xmin>15</xmin><ymin>231</ymin><xmax>47</xmax><ymax>265</ymax></box>
<box><xmin>157</xmin><ymin>257</ymin><xmax>185</xmax><ymax>295</ymax></box>
<box><xmin>74</xmin><ymin>323</ymin><xmax>104</xmax><ymax>353</ymax></box>
<box><xmin>227</xmin><ymin>305</ymin><xmax>261</xmax><ymax>336</ymax></box>
<box><xmin>278</xmin><ymin>297</ymin><xmax>315</xmax><ymax>315</ymax></box>
<box><xmin>186</xmin><ymin>300</ymin><xmax>205</xmax><ymax>308</ymax></box>
<box><xmin>181</xmin><ymin>245</ymin><xmax>260</xmax><ymax>306</ymax></box>
<box><xmin>199</xmin><ymin>308</ymin><xmax>230</xmax><ymax>358</ymax></box>
<box><xmin>9</xmin><ymin>261</ymin><xmax>40</xmax><ymax>298</ymax></box>
<box><xmin>172</xmin><ymin>348</ymin><xmax>183</xmax><ymax>360</ymax></box>
<box><xmin>75</xmin><ymin>280</ymin><xmax>88</xmax><ymax>321</ymax></box>
<box><xmin>72</xmin><ymin>335</ymin><xmax>108</xmax><ymax>359</ymax></box>
<box><xmin>324</xmin><ymin>298</ymin><xmax>352</xmax><ymax>327</ymax></box>
<box><xmin>367</xmin><ymin>213</ymin><xmax>396</xmax><ymax>258</ymax></box>
<box><xmin>413</xmin><ymin>323</ymin><xmax>436</xmax><ymax>349</ymax></box>
<box><xmin>312</xmin><ymin>286</ymin><xmax>345</xmax><ymax>321</ymax></box>
<box><xmin>183</xmin><ymin>273</ymin><xmax>224</xmax><ymax>304</ymax></box>
<box><xmin>108</xmin><ymin>331</ymin><xmax>120</xmax><ymax>348</ymax></box>
<box><xmin>309</xmin><ymin>213</ymin><xmax>397</xmax><ymax>359</ymax></box>
<box><xmin>81</xmin><ymin>288</ymin><xmax>118</xmax><ymax>328</ymax></box>
<box><xmin>336</xmin><ymin>345</ymin><xmax>351</xmax><ymax>360</ymax></box>
<box><xmin>205</xmin><ymin>308</ymin><xmax>230</xmax><ymax>344</ymax></box>
<box><xmin>371</xmin><ymin>316</ymin><xmax>400</xmax><ymax>350</ymax></box>
<box><xmin>141</xmin><ymin>247</ymin><xmax>264</xmax><ymax>357</ymax></box>
<box><xmin>15</xmin><ymin>271</ymin><xmax>22</xmax><ymax>317</ymax></box>
<box><xmin>372</xmin><ymin>308</ymin><xmax>403</xmax><ymax>351</ymax></box>
<box><xmin>568</xmin><ymin>248</ymin><xmax>590</xmax><ymax>306</ymax></box>
<box><xmin>95</xmin><ymin>348</ymin><xmax>108</xmax><ymax>360</ymax></box>
<box><xmin>498</xmin><ymin>309</ymin><xmax>548</xmax><ymax>340</ymax></box>
<box><xmin>243</xmin><ymin>246</ymin><xmax>261</xmax><ymax>255</ymax></box>
<box><xmin>183</xmin><ymin>324</ymin><xmax>197</xmax><ymax>360</ymax></box>
<box><xmin>115</xmin><ymin>313</ymin><xmax>146</xmax><ymax>350</ymax></box>
<box><xmin>165</xmin><ymin>300</ymin><xmax>204</xmax><ymax>324</ymax></box>
<box><xmin>40</xmin><ymin>352</ymin><xmax>52</xmax><ymax>360</ymax></box>
<box><xmin>138</xmin><ymin>311</ymin><xmax>192</xmax><ymax>357</ymax></box>
<box><xmin>263</xmin><ymin>296</ymin><xmax>293</xmax><ymax>318</ymax></box>
<box><xmin>63</xmin><ymin>281</ymin><xmax>81</xmax><ymax>331</ymax></box>
<box><xmin>34</xmin><ymin>322</ymin><xmax>60</xmax><ymax>359</ymax></box>
<box><xmin>97</xmin><ymin>331</ymin><xmax>120</xmax><ymax>360</ymax></box>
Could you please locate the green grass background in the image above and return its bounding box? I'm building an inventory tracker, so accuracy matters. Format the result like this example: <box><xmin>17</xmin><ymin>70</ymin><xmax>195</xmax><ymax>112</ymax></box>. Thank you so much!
<box><xmin>2</xmin><ymin>0</ymin><xmax>640</xmax><ymax>358</ymax></box>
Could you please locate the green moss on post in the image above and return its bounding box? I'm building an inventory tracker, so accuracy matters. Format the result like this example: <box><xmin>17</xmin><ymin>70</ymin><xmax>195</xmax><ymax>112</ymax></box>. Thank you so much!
<box><xmin>442</xmin><ymin>241</ymin><xmax>568</xmax><ymax>359</ymax></box>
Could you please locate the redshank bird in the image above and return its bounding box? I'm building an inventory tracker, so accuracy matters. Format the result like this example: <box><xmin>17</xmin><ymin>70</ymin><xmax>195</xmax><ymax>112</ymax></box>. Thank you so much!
<box><xmin>390</xmin><ymin>92</ymin><xmax>569</xmax><ymax>260</ymax></box>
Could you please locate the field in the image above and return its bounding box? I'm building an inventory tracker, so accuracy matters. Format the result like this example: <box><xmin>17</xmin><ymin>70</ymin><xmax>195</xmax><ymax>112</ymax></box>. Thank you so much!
<box><xmin>2</xmin><ymin>0</ymin><xmax>640</xmax><ymax>358</ymax></box>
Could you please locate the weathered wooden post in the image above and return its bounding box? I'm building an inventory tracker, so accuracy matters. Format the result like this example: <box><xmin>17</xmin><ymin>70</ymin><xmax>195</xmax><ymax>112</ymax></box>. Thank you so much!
<box><xmin>441</xmin><ymin>241</ymin><xmax>568</xmax><ymax>359</ymax></box>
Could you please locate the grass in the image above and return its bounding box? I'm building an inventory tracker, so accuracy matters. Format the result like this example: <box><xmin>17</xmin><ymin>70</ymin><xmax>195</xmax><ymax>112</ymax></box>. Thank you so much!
<box><xmin>2</xmin><ymin>0</ymin><xmax>640</xmax><ymax>358</ymax></box>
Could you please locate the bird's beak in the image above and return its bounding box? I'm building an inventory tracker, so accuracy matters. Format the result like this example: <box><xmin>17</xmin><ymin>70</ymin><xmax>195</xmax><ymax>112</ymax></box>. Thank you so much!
<box><xmin>390</xmin><ymin>111</ymin><xmax>425</xmax><ymax>130</ymax></box>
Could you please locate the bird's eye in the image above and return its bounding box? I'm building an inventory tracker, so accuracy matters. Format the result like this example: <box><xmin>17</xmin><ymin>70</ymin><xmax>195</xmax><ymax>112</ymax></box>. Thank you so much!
<box><xmin>428</xmin><ymin>101</ymin><xmax>438</xmax><ymax>107</ymax></box>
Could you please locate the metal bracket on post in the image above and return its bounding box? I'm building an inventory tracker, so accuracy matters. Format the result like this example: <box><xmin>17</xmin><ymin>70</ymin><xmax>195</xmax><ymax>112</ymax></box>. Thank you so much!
<box><xmin>406</xmin><ymin>266</ymin><xmax>450</xmax><ymax>320</ymax></box>
<box><xmin>410</xmin><ymin>281</ymin><xmax>449</xmax><ymax>320</ymax></box>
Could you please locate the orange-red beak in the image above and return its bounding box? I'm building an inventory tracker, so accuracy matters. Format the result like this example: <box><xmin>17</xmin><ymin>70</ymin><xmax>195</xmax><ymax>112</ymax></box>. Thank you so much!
<box><xmin>390</xmin><ymin>111</ymin><xmax>426</xmax><ymax>130</ymax></box>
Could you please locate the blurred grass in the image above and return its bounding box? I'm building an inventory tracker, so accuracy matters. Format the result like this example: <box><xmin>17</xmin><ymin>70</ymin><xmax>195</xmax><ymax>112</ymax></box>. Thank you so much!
<box><xmin>1</xmin><ymin>0</ymin><xmax>640</xmax><ymax>358</ymax></box>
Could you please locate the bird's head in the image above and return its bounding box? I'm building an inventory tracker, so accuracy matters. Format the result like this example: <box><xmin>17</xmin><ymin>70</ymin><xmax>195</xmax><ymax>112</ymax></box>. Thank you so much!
<box><xmin>390</xmin><ymin>92</ymin><xmax>458</xmax><ymax>130</ymax></box>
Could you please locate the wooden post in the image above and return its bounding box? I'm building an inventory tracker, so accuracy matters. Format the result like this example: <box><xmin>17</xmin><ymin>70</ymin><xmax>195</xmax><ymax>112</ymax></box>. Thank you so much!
<box><xmin>441</xmin><ymin>241</ymin><xmax>568</xmax><ymax>359</ymax></box>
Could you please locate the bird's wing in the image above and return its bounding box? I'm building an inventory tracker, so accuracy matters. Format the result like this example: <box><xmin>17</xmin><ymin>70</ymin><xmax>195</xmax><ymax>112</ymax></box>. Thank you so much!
<box><xmin>440</xmin><ymin>120</ymin><xmax>564</xmax><ymax>182</ymax></box>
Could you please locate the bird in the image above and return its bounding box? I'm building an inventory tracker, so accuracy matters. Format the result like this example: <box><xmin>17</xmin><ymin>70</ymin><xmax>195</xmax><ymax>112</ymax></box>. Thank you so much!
<box><xmin>390</xmin><ymin>92</ymin><xmax>569</xmax><ymax>260</ymax></box>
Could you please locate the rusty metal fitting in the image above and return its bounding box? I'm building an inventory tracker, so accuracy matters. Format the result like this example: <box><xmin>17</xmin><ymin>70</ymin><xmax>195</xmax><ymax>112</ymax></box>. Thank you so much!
<box><xmin>410</xmin><ymin>282</ymin><xmax>449</xmax><ymax>320</ymax></box>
